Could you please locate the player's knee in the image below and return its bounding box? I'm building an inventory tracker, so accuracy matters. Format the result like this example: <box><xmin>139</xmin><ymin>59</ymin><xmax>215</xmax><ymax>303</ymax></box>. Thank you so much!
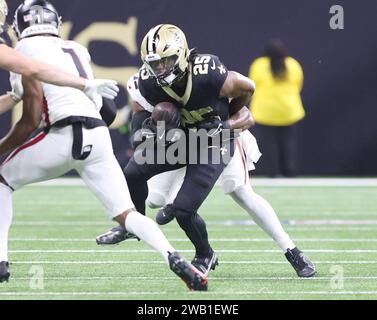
<box><xmin>0</xmin><ymin>175</ymin><xmax>6</xmax><ymax>186</ymax></box>
<box><xmin>222</xmin><ymin>178</ymin><xmax>239</xmax><ymax>194</ymax></box>
<box><xmin>0</xmin><ymin>175</ymin><xmax>13</xmax><ymax>191</ymax></box>
<box><xmin>146</xmin><ymin>192</ymin><xmax>167</xmax><ymax>209</ymax></box>
<box><xmin>232</xmin><ymin>184</ymin><xmax>256</xmax><ymax>201</ymax></box>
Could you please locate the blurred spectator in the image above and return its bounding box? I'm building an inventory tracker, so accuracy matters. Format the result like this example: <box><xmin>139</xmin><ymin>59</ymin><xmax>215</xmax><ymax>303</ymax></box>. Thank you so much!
<box><xmin>249</xmin><ymin>39</ymin><xmax>305</xmax><ymax>177</ymax></box>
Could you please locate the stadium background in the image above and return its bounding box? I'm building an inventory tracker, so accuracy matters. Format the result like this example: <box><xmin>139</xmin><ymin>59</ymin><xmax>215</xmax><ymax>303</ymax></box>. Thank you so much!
<box><xmin>0</xmin><ymin>0</ymin><xmax>376</xmax><ymax>175</ymax></box>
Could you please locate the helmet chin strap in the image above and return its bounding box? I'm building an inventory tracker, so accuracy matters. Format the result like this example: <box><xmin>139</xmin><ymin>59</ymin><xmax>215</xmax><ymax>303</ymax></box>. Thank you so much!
<box><xmin>163</xmin><ymin>73</ymin><xmax>178</xmax><ymax>86</ymax></box>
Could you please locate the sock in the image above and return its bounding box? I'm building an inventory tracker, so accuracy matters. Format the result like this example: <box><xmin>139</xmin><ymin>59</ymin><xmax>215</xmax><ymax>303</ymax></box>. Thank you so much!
<box><xmin>125</xmin><ymin>211</ymin><xmax>175</xmax><ymax>263</ymax></box>
<box><xmin>230</xmin><ymin>183</ymin><xmax>295</xmax><ymax>252</ymax></box>
<box><xmin>0</xmin><ymin>183</ymin><xmax>13</xmax><ymax>262</ymax></box>
<box><xmin>175</xmin><ymin>209</ymin><xmax>212</xmax><ymax>258</ymax></box>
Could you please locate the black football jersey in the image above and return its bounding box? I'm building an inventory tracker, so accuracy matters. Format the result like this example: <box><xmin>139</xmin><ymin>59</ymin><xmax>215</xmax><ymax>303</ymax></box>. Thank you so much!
<box><xmin>139</xmin><ymin>53</ymin><xmax>229</xmax><ymax>128</ymax></box>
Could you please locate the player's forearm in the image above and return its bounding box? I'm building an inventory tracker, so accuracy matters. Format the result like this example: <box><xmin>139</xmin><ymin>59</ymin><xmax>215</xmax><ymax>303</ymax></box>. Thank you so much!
<box><xmin>228</xmin><ymin>106</ymin><xmax>255</xmax><ymax>130</ymax></box>
<box><xmin>229</xmin><ymin>92</ymin><xmax>253</xmax><ymax>115</ymax></box>
<box><xmin>229</xmin><ymin>78</ymin><xmax>255</xmax><ymax>115</ymax></box>
<box><xmin>0</xmin><ymin>94</ymin><xmax>17</xmax><ymax>115</ymax></box>
<box><xmin>30</xmin><ymin>60</ymin><xmax>86</xmax><ymax>90</ymax></box>
<box><xmin>0</xmin><ymin>45</ymin><xmax>86</xmax><ymax>90</ymax></box>
<box><xmin>0</xmin><ymin>122</ymin><xmax>35</xmax><ymax>156</ymax></box>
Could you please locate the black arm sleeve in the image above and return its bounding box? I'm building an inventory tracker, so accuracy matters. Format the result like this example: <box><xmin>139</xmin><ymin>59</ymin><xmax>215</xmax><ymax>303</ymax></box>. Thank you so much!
<box><xmin>100</xmin><ymin>98</ymin><xmax>118</xmax><ymax>127</ymax></box>
<box><xmin>130</xmin><ymin>110</ymin><xmax>151</xmax><ymax>149</ymax></box>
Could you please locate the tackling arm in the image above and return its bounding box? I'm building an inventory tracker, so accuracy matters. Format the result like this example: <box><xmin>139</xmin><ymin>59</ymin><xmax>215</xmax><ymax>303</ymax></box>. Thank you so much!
<box><xmin>0</xmin><ymin>44</ymin><xmax>119</xmax><ymax>100</ymax></box>
<box><xmin>0</xmin><ymin>75</ymin><xmax>43</xmax><ymax>156</ymax></box>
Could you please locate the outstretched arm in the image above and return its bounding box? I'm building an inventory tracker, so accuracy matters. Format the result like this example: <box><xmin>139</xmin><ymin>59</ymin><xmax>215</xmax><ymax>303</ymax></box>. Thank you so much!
<box><xmin>0</xmin><ymin>44</ymin><xmax>119</xmax><ymax>100</ymax></box>
<box><xmin>0</xmin><ymin>75</ymin><xmax>43</xmax><ymax>156</ymax></box>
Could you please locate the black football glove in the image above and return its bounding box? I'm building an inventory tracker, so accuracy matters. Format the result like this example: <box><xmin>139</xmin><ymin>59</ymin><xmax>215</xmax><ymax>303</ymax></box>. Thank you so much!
<box><xmin>134</xmin><ymin>117</ymin><xmax>182</xmax><ymax>148</ymax></box>
<box><xmin>195</xmin><ymin>118</ymin><xmax>230</xmax><ymax>137</ymax></box>
<box><xmin>131</xmin><ymin>117</ymin><xmax>156</xmax><ymax>149</ymax></box>
<box><xmin>141</xmin><ymin>117</ymin><xmax>158</xmax><ymax>135</ymax></box>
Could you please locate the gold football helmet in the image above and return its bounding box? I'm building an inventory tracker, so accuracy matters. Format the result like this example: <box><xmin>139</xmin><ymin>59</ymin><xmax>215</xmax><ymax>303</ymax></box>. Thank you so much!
<box><xmin>141</xmin><ymin>24</ymin><xmax>189</xmax><ymax>86</ymax></box>
<box><xmin>0</xmin><ymin>0</ymin><xmax>8</xmax><ymax>31</ymax></box>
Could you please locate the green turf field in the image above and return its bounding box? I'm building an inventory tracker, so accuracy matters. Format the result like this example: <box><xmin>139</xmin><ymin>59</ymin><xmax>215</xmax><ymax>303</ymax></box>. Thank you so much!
<box><xmin>1</xmin><ymin>180</ymin><xmax>377</xmax><ymax>300</ymax></box>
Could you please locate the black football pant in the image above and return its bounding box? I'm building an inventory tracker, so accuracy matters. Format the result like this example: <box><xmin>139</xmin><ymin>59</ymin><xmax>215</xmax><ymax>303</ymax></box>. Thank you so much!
<box><xmin>124</xmin><ymin>139</ymin><xmax>235</xmax><ymax>258</ymax></box>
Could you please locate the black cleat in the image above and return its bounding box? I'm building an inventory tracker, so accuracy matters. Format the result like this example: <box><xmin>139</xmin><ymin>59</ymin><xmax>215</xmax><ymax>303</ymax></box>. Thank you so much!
<box><xmin>0</xmin><ymin>261</ymin><xmax>10</xmax><ymax>283</ymax></box>
<box><xmin>156</xmin><ymin>204</ymin><xmax>176</xmax><ymax>225</ymax></box>
<box><xmin>191</xmin><ymin>250</ymin><xmax>219</xmax><ymax>276</ymax></box>
<box><xmin>168</xmin><ymin>252</ymin><xmax>208</xmax><ymax>291</ymax></box>
<box><xmin>285</xmin><ymin>248</ymin><xmax>316</xmax><ymax>278</ymax></box>
<box><xmin>96</xmin><ymin>225</ymin><xmax>140</xmax><ymax>245</ymax></box>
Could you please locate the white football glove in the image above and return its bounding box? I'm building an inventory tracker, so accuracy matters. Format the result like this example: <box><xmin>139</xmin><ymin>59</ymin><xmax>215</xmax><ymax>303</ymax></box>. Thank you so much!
<box><xmin>84</xmin><ymin>79</ymin><xmax>119</xmax><ymax>100</ymax></box>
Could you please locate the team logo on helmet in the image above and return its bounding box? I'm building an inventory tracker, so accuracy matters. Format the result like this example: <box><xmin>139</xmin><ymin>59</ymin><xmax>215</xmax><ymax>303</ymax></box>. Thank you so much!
<box><xmin>141</xmin><ymin>24</ymin><xmax>190</xmax><ymax>86</ymax></box>
<box><xmin>13</xmin><ymin>0</ymin><xmax>62</xmax><ymax>39</ymax></box>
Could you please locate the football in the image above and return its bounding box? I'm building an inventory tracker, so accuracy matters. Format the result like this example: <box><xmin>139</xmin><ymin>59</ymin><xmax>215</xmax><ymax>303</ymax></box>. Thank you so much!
<box><xmin>152</xmin><ymin>101</ymin><xmax>181</xmax><ymax>129</ymax></box>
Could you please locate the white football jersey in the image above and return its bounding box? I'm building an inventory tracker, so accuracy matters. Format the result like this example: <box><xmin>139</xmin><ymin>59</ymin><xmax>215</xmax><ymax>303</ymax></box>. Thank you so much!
<box><xmin>10</xmin><ymin>36</ymin><xmax>101</xmax><ymax>126</ymax></box>
<box><xmin>127</xmin><ymin>72</ymin><xmax>154</xmax><ymax>113</ymax></box>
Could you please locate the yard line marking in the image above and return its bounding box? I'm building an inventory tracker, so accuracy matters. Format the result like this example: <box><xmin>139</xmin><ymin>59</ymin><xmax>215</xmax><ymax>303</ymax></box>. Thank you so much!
<box><xmin>287</xmin><ymin>220</ymin><xmax>377</xmax><ymax>225</ymax></box>
<box><xmin>9</xmin><ymin>237</ymin><xmax>377</xmax><ymax>242</ymax></box>
<box><xmin>12</xmin><ymin>220</ymin><xmax>377</xmax><ymax>227</ymax></box>
<box><xmin>13</xmin><ymin>221</ymin><xmax>114</xmax><ymax>226</ymax></box>
<box><xmin>0</xmin><ymin>292</ymin><xmax>166</xmax><ymax>296</ymax></box>
<box><xmin>283</xmin><ymin>227</ymin><xmax>377</xmax><ymax>231</ymax></box>
<box><xmin>10</xmin><ymin>276</ymin><xmax>377</xmax><ymax>281</ymax></box>
<box><xmin>26</xmin><ymin>177</ymin><xmax>377</xmax><ymax>187</ymax></box>
<box><xmin>219</xmin><ymin>220</ymin><xmax>377</xmax><ymax>226</ymax></box>
<box><xmin>8</xmin><ymin>260</ymin><xmax>377</xmax><ymax>264</ymax></box>
<box><xmin>8</xmin><ymin>249</ymin><xmax>377</xmax><ymax>253</ymax></box>
<box><xmin>0</xmin><ymin>291</ymin><xmax>377</xmax><ymax>296</ymax></box>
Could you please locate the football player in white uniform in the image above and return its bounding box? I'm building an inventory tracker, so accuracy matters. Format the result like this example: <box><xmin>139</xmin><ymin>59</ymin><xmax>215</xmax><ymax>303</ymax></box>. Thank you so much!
<box><xmin>96</xmin><ymin>73</ymin><xmax>316</xmax><ymax>278</ymax></box>
<box><xmin>0</xmin><ymin>0</ymin><xmax>118</xmax><ymax>107</ymax></box>
<box><xmin>0</xmin><ymin>0</ymin><xmax>208</xmax><ymax>291</ymax></box>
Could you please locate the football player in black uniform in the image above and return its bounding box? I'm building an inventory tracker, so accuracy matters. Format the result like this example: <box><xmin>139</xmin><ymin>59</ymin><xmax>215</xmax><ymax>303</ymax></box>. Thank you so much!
<box><xmin>97</xmin><ymin>24</ymin><xmax>316</xmax><ymax>278</ymax></box>
<box><xmin>97</xmin><ymin>24</ymin><xmax>255</xmax><ymax>275</ymax></box>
